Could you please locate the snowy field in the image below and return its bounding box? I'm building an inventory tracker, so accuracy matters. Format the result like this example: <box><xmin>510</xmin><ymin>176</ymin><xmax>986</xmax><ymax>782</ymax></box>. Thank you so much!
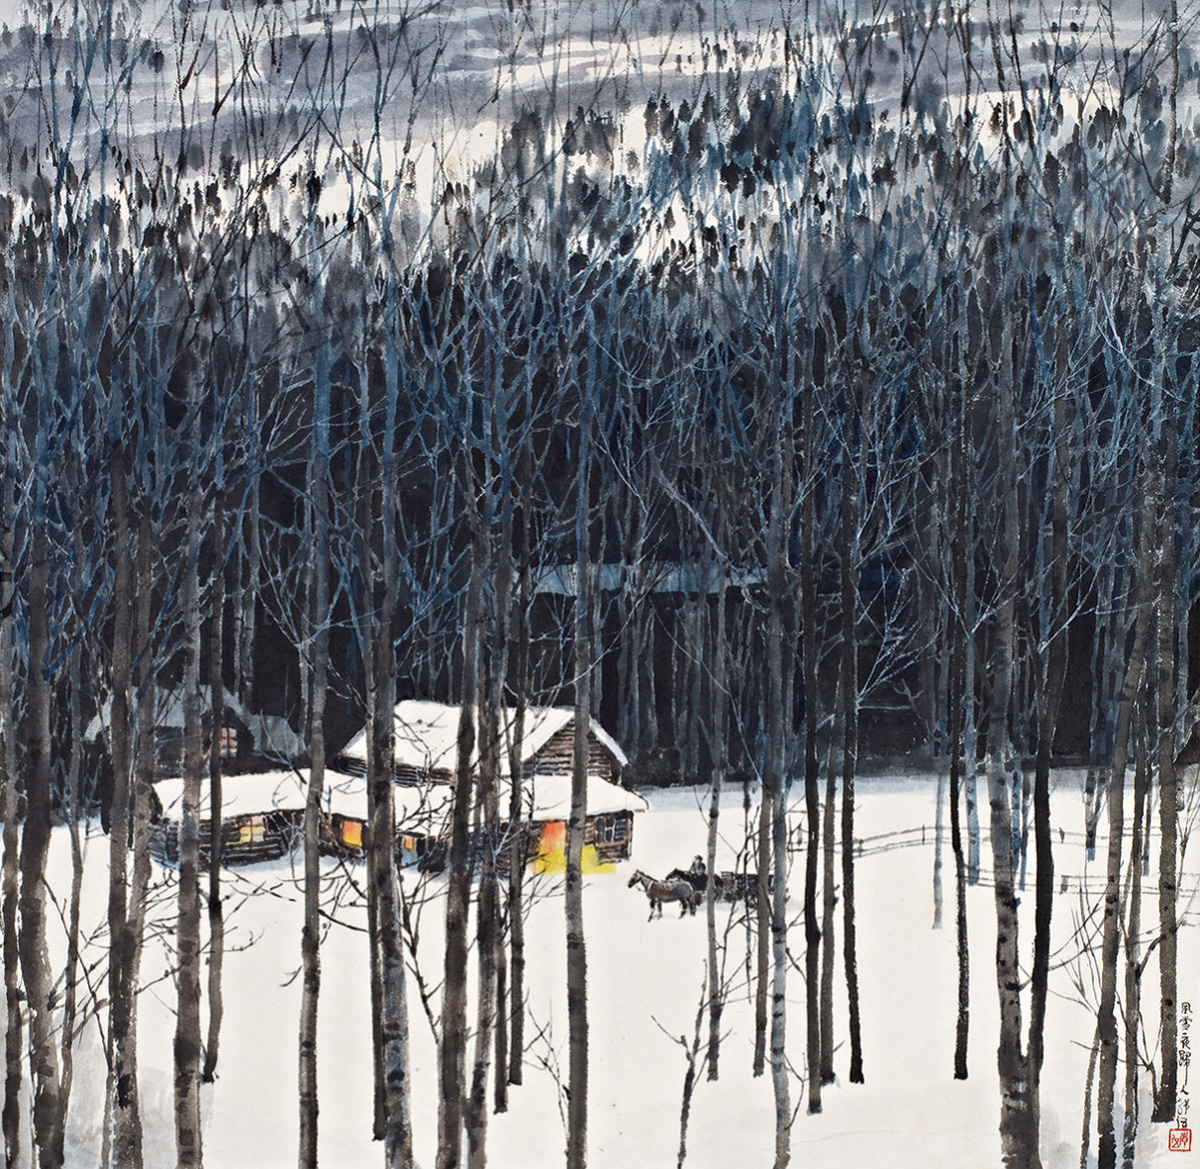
<box><xmin>22</xmin><ymin>769</ymin><xmax>1200</xmax><ymax>1168</ymax></box>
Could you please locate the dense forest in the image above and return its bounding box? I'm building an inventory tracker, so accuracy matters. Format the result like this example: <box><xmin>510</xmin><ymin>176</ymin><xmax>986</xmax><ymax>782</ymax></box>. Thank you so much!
<box><xmin>0</xmin><ymin>0</ymin><xmax>1198</xmax><ymax>1165</ymax></box>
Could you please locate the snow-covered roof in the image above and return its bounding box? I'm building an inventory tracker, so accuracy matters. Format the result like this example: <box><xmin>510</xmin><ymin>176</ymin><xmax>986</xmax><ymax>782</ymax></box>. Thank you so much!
<box><xmin>504</xmin><ymin>773</ymin><xmax>648</xmax><ymax>820</ymax></box>
<box><xmin>86</xmin><ymin>686</ymin><xmax>304</xmax><ymax>760</ymax></box>
<box><xmin>153</xmin><ymin>759</ymin><xmax>645</xmax><ymax>831</ymax></box>
<box><xmin>87</xmin><ymin>685</ymin><xmax>245</xmax><ymax>740</ymax></box>
<box><xmin>152</xmin><ymin>770</ymin><xmax>365</xmax><ymax>820</ymax></box>
<box><xmin>389</xmin><ymin>770</ymin><xmax>645</xmax><ymax>832</ymax></box>
<box><xmin>247</xmin><ymin>713</ymin><xmax>305</xmax><ymax>761</ymax></box>
<box><xmin>341</xmin><ymin>700</ymin><xmax>628</xmax><ymax>772</ymax></box>
<box><xmin>153</xmin><ymin>770</ymin><xmax>458</xmax><ymax>838</ymax></box>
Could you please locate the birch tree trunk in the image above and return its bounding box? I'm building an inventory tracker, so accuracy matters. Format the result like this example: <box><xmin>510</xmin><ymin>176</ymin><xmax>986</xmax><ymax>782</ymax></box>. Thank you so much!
<box><xmin>842</xmin><ymin>357</ymin><xmax>866</xmax><ymax>1086</ymax></box>
<box><xmin>963</xmin><ymin>428</ymin><xmax>982</xmax><ymax>886</ymax></box>
<box><xmin>1152</xmin><ymin>402</ymin><xmax>1179</xmax><ymax>1124</ymax></box>
<box><xmin>115</xmin><ymin>509</ymin><xmax>158</xmax><ymax>1169</ymax></box>
<box><xmin>984</xmin><ymin>281</ymin><xmax>1037</xmax><ymax>1169</ymax></box>
<box><xmin>1096</xmin><ymin>491</ymin><xmax>1153</xmax><ymax>1169</ymax></box>
<box><xmin>566</xmin><ymin>437</ymin><xmax>592</xmax><ymax>1169</ymax></box>
<box><xmin>753</xmin><ymin>759</ymin><xmax>771</xmax><ymax>1080</ymax></box>
<box><xmin>298</xmin><ymin>222</ymin><xmax>332</xmax><ymax>1169</ymax></box>
<box><xmin>764</xmin><ymin>443</ymin><xmax>794</xmax><ymax>1159</ymax></box>
<box><xmin>376</xmin><ymin>286</ymin><xmax>414</xmax><ymax>1169</ymax></box>
<box><xmin>505</xmin><ymin>532</ymin><xmax>531</xmax><ymax>1092</ymax></box>
<box><xmin>1027</xmin><ymin>321</ymin><xmax>1070</xmax><ymax>1144</ymax></box>
<box><xmin>467</xmin><ymin>676</ymin><xmax>501</xmax><ymax>1169</ymax></box>
<box><xmin>437</xmin><ymin>550</ymin><xmax>481</xmax><ymax>1169</ymax></box>
<box><xmin>800</xmin><ymin>371</ymin><xmax>820</xmax><ymax>1121</ymax></box>
<box><xmin>175</xmin><ymin>464</ymin><xmax>205</xmax><ymax>1169</ymax></box>
<box><xmin>468</xmin><ymin>327</ymin><xmax>514</xmax><ymax>1162</ymax></box>
<box><xmin>949</xmin><ymin>338</ymin><xmax>970</xmax><ymax>1081</ymax></box>
<box><xmin>60</xmin><ymin>517</ymin><xmax>86</xmax><ymax>1121</ymax></box>
<box><xmin>948</xmin><ymin>584</ymin><xmax>970</xmax><ymax>1081</ymax></box>
<box><xmin>371</xmin><ymin>642</ymin><xmax>415</xmax><ymax>1169</ymax></box>
<box><xmin>1122</xmin><ymin>697</ymin><xmax>1150</xmax><ymax>1168</ymax></box>
<box><xmin>22</xmin><ymin>420</ymin><xmax>65</xmax><ymax>1169</ymax></box>
<box><xmin>236</xmin><ymin>409</ymin><xmax>259</xmax><ymax>717</ymax></box>
<box><xmin>0</xmin><ymin>413</ymin><xmax>21</xmax><ymax>1169</ymax></box>
<box><xmin>367</xmin><ymin>788</ymin><xmax>385</xmax><ymax>1143</ymax></box>
<box><xmin>203</xmin><ymin>495</ymin><xmax>225</xmax><ymax>1085</ymax></box>
<box><xmin>107</xmin><ymin>450</ymin><xmax>138</xmax><ymax>1164</ymax></box>
<box><xmin>1085</xmin><ymin>558</ymin><xmax>1117</xmax><ymax>860</ymax></box>
<box><xmin>819</xmin><ymin>677</ymin><xmax>841</xmax><ymax>1086</ymax></box>
<box><xmin>705</xmin><ymin>564</ymin><xmax>727</xmax><ymax>1081</ymax></box>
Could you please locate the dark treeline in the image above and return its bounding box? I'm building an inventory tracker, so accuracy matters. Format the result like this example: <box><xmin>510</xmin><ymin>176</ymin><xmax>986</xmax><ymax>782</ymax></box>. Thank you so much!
<box><xmin>0</xmin><ymin>0</ymin><xmax>1197</xmax><ymax>1166</ymax></box>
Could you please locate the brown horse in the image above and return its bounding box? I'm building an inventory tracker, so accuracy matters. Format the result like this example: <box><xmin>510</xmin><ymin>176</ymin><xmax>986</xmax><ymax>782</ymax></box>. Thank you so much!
<box><xmin>627</xmin><ymin>869</ymin><xmax>698</xmax><ymax>919</ymax></box>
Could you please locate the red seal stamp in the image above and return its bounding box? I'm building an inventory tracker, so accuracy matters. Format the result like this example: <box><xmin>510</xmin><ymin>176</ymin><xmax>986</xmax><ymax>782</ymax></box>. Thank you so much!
<box><xmin>1170</xmin><ymin>1129</ymin><xmax>1192</xmax><ymax>1152</ymax></box>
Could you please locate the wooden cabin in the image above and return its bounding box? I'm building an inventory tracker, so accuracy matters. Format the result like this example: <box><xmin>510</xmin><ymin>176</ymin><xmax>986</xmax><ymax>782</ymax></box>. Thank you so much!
<box><xmin>148</xmin><ymin>769</ymin><xmax>369</xmax><ymax>868</ymax></box>
<box><xmin>87</xmin><ymin>685</ymin><xmax>303</xmax><ymax>772</ymax></box>
<box><xmin>339</xmin><ymin>700</ymin><xmax>645</xmax><ymax>866</ymax></box>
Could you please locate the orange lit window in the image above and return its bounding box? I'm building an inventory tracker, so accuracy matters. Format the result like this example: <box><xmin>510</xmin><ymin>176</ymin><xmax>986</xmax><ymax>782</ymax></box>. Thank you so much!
<box><xmin>341</xmin><ymin>819</ymin><xmax>363</xmax><ymax>849</ymax></box>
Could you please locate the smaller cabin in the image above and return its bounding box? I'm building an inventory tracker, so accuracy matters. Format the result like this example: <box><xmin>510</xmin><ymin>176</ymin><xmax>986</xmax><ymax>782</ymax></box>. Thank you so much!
<box><xmin>87</xmin><ymin>686</ymin><xmax>303</xmax><ymax>771</ymax></box>
<box><xmin>148</xmin><ymin>769</ymin><xmax>367</xmax><ymax>868</ymax></box>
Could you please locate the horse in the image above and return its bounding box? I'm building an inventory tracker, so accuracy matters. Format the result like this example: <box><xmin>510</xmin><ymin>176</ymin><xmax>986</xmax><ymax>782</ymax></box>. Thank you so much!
<box><xmin>627</xmin><ymin>869</ymin><xmax>698</xmax><ymax>919</ymax></box>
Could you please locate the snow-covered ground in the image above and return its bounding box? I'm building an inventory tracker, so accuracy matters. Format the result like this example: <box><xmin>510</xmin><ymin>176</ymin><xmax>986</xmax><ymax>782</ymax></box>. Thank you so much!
<box><xmin>22</xmin><ymin>768</ymin><xmax>1200</xmax><ymax>1167</ymax></box>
